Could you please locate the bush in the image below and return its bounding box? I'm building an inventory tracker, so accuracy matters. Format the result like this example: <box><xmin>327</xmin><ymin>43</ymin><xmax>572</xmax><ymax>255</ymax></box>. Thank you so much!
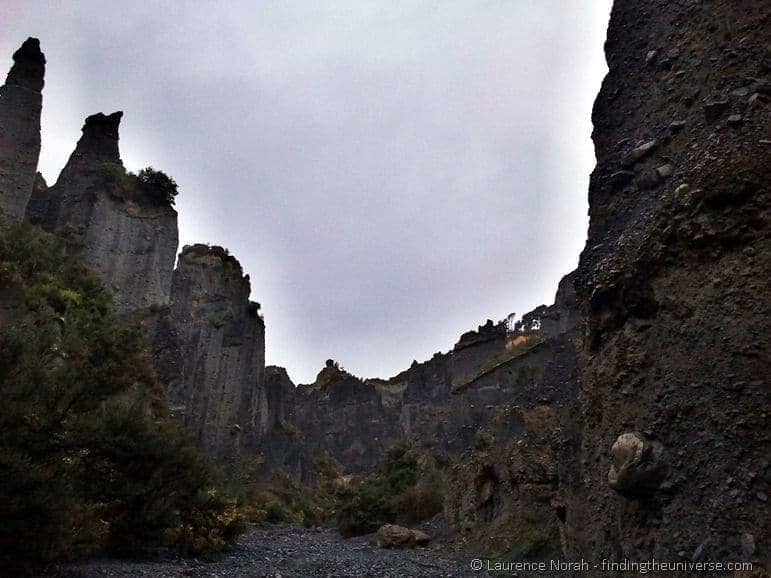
<box><xmin>391</xmin><ymin>476</ymin><xmax>445</xmax><ymax>525</ymax></box>
<box><xmin>335</xmin><ymin>442</ymin><xmax>445</xmax><ymax>537</ymax></box>
<box><xmin>77</xmin><ymin>402</ymin><xmax>245</xmax><ymax>554</ymax></box>
<box><xmin>0</xmin><ymin>224</ymin><xmax>241</xmax><ymax>572</ymax></box>
<box><xmin>94</xmin><ymin>163</ymin><xmax>179</xmax><ymax>206</ymax></box>
<box><xmin>233</xmin><ymin>454</ymin><xmax>340</xmax><ymax>530</ymax></box>
<box><xmin>95</xmin><ymin>162</ymin><xmax>127</xmax><ymax>189</ymax></box>
<box><xmin>137</xmin><ymin>167</ymin><xmax>178</xmax><ymax>205</ymax></box>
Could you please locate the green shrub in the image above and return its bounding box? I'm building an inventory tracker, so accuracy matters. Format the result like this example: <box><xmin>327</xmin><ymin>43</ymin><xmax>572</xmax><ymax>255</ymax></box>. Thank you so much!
<box><xmin>391</xmin><ymin>477</ymin><xmax>445</xmax><ymax>525</ymax></box>
<box><xmin>0</xmin><ymin>224</ymin><xmax>241</xmax><ymax>571</ymax></box>
<box><xmin>94</xmin><ymin>163</ymin><xmax>179</xmax><ymax>206</ymax></box>
<box><xmin>263</xmin><ymin>500</ymin><xmax>292</xmax><ymax>524</ymax></box>
<box><xmin>335</xmin><ymin>442</ymin><xmax>445</xmax><ymax>537</ymax></box>
<box><xmin>233</xmin><ymin>455</ymin><xmax>340</xmax><ymax>530</ymax></box>
<box><xmin>77</xmin><ymin>402</ymin><xmax>245</xmax><ymax>554</ymax></box>
<box><xmin>137</xmin><ymin>167</ymin><xmax>178</xmax><ymax>205</ymax></box>
<box><xmin>95</xmin><ymin>162</ymin><xmax>127</xmax><ymax>189</ymax></box>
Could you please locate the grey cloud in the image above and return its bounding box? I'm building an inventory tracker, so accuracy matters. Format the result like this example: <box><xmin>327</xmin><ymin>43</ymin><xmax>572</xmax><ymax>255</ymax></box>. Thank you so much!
<box><xmin>2</xmin><ymin>0</ymin><xmax>611</xmax><ymax>382</ymax></box>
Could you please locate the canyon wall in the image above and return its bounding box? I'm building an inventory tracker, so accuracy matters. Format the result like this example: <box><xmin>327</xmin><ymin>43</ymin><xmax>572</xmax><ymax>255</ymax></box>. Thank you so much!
<box><xmin>0</xmin><ymin>38</ymin><xmax>44</xmax><ymax>224</ymax></box>
<box><xmin>568</xmin><ymin>0</ymin><xmax>769</xmax><ymax>566</ymax></box>
<box><xmin>251</xmin><ymin>279</ymin><xmax>578</xmax><ymax>501</ymax></box>
<box><xmin>26</xmin><ymin>112</ymin><xmax>178</xmax><ymax>313</ymax></box>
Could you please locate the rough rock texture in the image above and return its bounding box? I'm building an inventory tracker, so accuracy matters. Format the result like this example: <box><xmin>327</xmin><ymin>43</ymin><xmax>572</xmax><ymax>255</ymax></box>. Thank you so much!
<box><xmin>249</xmin><ymin>365</ymin><xmax>309</xmax><ymax>477</ymax></box>
<box><xmin>376</xmin><ymin>524</ymin><xmax>431</xmax><ymax>549</ymax></box>
<box><xmin>149</xmin><ymin>245</ymin><xmax>266</xmax><ymax>458</ymax></box>
<box><xmin>26</xmin><ymin>112</ymin><xmax>178</xmax><ymax>312</ymax></box>
<box><xmin>567</xmin><ymin>0</ymin><xmax>770</xmax><ymax>569</ymax></box>
<box><xmin>442</xmin><ymin>278</ymin><xmax>579</xmax><ymax>557</ymax></box>
<box><xmin>0</xmin><ymin>38</ymin><xmax>44</xmax><ymax>224</ymax></box>
<box><xmin>255</xmin><ymin>276</ymin><xmax>578</xmax><ymax>535</ymax></box>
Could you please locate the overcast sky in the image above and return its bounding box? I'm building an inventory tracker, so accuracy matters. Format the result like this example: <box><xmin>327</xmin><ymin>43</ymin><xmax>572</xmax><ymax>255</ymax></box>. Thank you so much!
<box><xmin>2</xmin><ymin>1</ymin><xmax>611</xmax><ymax>383</ymax></box>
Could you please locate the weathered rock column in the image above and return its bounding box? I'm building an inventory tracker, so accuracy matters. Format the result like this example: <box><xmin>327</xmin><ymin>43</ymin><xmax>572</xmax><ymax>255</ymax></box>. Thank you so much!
<box><xmin>153</xmin><ymin>245</ymin><xmax>266</xmax><ymax>457</ymax></box>
<box><xmin>0</xmin><ymin>37</ymin><xmax>45</xmax><ymax>223</ymax></box>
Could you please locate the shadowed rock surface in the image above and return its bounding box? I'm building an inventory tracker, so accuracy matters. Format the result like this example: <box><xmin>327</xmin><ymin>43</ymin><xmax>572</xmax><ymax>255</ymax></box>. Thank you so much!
<box><xmin>0</xmin><ymin>37</ymin><xmax>44</xmax><ymax>223</ymax></box>
<box><xmin>567</xmin><ymin>0</ymin><xmax>770</xmax><ymax>566</ymax></box>
<box><xmin>149</xmin><ymin>244</ymin><xmax>266</xmax><ymax>458</ymax></box>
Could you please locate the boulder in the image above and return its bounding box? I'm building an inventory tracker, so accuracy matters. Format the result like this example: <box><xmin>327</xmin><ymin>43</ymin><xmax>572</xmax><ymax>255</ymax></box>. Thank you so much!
<box><xmin>607</xmin><ymin>432</ymin><xmax>668</xmax><ymax>494</ymax></box>
<box><xmin>375</xmin><ymin>524</ymin><xmax>431</xmax><ymax>548</ymax></box>
<box><xmin>376</xmin><ymin>524</ymin><xmax>415</xmax><ymax>548</ymax></box>
<box><xmin>413</xmin><ymin>530</ymin><xmax>431</xmax><ymax>547</ymax></box>
<box><xmin>621</xmin><ymin>140</ymin><xmax>658</xmax><ymax>167</ymax></box>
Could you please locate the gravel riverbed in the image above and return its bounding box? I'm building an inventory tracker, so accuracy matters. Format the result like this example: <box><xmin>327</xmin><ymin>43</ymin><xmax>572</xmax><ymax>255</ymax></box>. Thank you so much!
<box><xmin>50</xmin><ymin>525</ymin><xmax>492</xmax><ymax>578</ymax></box>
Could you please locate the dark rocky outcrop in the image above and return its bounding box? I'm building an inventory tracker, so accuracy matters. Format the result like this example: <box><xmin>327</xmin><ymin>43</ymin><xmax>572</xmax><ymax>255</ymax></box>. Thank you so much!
<box><xmin>149</xmin><ymin>245</ymin><xmax>266</xmax><ymax>458</ymax></box>
<box><xmin>567</xmin><ymin>0</ymin><xmax>770</xmax><ymax>567</ymax></box>
<box><xmin>253</xmin><ymin>278</ymin><xmax>579</xmax><ymax>522</ymax></box>
<box><xmin>26</xmin><ymin>112</ymin><xmax>178</xmax><ymax>312</ymax></box>
<box><xmin>0</xmin><ymin>38</ymin><xmax>44</xmax><ymax>224</ymax></box>
<box><xmin>442</xmin><ymin>278</ymin><xmax>579</xmax><ymax>556</ymax></box>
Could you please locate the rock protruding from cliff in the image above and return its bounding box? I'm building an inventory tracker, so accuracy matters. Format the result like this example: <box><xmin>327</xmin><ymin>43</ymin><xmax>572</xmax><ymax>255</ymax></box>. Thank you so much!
<box><xmin>153</xmin><ymin>245</ymin><xmax>266</xmax><ymax>457</ymax></box>
<box><xmin>0</xmin><ymin>38</ymin><xmax>45</xmax><ymax>223</ymax></box>
<box><xmin>26</xmin><ymin>111</ymin><xmax>178</xmax><ymax>312</ymax></box>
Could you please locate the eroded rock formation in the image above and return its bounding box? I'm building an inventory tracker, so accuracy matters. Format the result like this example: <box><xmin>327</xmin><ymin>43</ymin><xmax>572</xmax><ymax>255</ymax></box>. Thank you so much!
<box><xmin>253</xmin><ymin>277</ymin><xmax>578</xmax><ymax>514</ymax></box>
<box><xmin>0</xmin><ymin>38</ymin><xmax>44</xmax><ymax>223</ymax></box>
<box><xmin>150</xmin><ymin>245</ymin><xmax>266</xmax><ymax>458</ymax></box>
<box><xmin>26</xmin><ymin>112</ymin><xmax>178</xmax><ymax>312</ymax></box>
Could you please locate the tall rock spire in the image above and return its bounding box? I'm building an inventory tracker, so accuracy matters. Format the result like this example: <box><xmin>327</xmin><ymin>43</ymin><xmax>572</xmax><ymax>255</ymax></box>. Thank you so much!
<box><xmin>0</xmin><ymin>37</ymin><xmax>45</xmax><ymax>223</ymax></box>
<box><xmin>26</xmin><ymin>111</ymin><xmax>178</xmax><ymax>313</ymax></box>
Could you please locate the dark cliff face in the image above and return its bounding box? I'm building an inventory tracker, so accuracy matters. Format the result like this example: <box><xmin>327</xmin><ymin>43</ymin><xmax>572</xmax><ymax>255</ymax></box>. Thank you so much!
<box><xmin>151</xmin><ymin>245</ymin><xmax>266</xmax><ymax>458</ymax></box>
<box><xmin>441</xmin><ymin>274</ymin><xmax>580</xmax><ymax>554</ymax></box>
<box><xmin>294</xmin><ymin>364</ymin><xmax>404</xmax><ymax>476</ymax></box>
<box><xmin>255</xmin><ymin>284</ymin><xmax>578</xmax><ymax>504</ymax></box>
<box><xmin>26</xmin><ymin>112</ymin><xmax>178</xmax><ymax>312</ymax></box>
<box><xmin>568</xmin><ymin>0</ymin><xmax>769</xmax><ymax>565</ymax></box>
<box><xmin>0</xmin><ymin>38</ymin><xmax>44</xmax><ymax>223</ymax></box>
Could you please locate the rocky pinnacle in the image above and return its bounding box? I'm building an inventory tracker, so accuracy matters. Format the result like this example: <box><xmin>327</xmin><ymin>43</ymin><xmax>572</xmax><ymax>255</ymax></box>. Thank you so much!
<box><xmin>59</xmin><ymin>111</ymin><xmax>124</xmax><ymax>179</ymax></box>
<box><xmin>0</xmin><ymin>37</ymin><xmax>45</xmax><ymax>222</ymax></box>
<box><xmin>5</xmin><ymin>37</ymin><xmax>45</xmax><ymax>92</ymax></box>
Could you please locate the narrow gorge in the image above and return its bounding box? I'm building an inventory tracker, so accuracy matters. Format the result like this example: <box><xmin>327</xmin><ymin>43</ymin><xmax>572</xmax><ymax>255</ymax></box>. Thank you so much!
<box><xmin>0</xmin><ymin>1</ymin><xmax>768</xmax><ymax>576</ymax></box>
